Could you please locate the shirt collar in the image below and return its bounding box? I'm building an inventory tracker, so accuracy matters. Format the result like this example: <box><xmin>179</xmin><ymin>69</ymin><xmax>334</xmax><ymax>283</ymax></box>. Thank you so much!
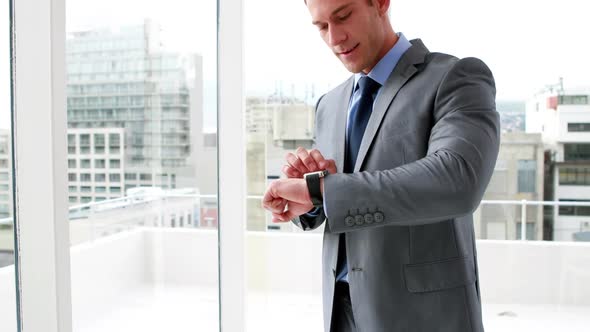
<box><xmin>353</xmin><ymin>32</ymin><xmax>412</xmax><ymax>90</ymax></box>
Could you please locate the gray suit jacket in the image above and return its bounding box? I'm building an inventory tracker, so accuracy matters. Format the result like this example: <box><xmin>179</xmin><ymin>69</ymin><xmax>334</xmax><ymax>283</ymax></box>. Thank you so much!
<box><xmin>292</xmin><ymin>39</ymin><xmax>500</xmax><ymax>332</ymax></box>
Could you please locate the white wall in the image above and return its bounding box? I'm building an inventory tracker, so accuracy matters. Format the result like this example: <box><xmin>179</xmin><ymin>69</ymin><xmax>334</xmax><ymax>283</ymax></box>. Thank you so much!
<box><xmin>69</xmin><ymin>229</ymin><xmax>149</xmax><ymax>328</ymax></box>
<box><xmin>478</xmin><ymin>240</ymin><xmax>590</xmax><ymax>306</ymax></box>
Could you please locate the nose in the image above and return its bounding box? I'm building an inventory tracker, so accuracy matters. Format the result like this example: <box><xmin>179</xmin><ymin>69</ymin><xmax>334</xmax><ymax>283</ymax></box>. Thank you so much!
<box><xmin>327</xmin><ymin>26</ymin><xmax>346</xmax><ymax>47</ymax></box>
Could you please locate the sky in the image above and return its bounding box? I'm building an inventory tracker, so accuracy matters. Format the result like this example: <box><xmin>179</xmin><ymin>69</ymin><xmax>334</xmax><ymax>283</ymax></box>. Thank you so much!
<box><xmin>1</xmin><ymin>0</ymin><xmax>589</xmax><ymax>131</ymax></box>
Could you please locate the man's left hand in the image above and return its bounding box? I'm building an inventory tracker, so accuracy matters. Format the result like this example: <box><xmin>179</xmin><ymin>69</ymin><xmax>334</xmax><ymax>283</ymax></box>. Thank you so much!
<box><xmin>262</xmin><ymin>178</ymin><xmax>314</xmax><ymax>223</ymax></box>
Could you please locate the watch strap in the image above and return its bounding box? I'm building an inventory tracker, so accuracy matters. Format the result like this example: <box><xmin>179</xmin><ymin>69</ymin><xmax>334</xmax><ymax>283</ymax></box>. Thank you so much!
<box><xmin>305</xmin><ymin>170</ymin><xmax>327</xmax><ymax>208</ymax></box>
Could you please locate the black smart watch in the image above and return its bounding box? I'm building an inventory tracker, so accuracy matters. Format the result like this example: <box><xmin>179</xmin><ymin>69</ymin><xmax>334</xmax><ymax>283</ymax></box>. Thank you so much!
<box><xmin>304</xmin><ymin>169</ymin><xmax>329</xmax><ymax>208</ymax></box>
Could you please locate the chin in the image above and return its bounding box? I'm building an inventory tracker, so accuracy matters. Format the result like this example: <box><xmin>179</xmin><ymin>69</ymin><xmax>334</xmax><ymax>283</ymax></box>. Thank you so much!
<box><xmin>341</xmin><ymin>61</ymin><xmax>363</xmax><ymax>74</ymax></box>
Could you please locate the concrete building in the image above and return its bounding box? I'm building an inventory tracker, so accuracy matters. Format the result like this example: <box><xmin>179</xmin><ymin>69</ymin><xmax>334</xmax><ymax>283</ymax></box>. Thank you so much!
<box><xmin>67</xmin><ymin>128</ymin><xmax>126</xmax><ymax>204</ymax></box>
<box><xmin>245</xmin><ymin>95</ymin><xmax>315</xmax><ymax>232</ymax></box>
<box><xmin>0</xmin><ymin>130</ymin><xmax>12</xmax><ymax>219</ymax></box>
<box><xmin>0</xmin><ymin>130</ymin><xmax>13</xmax><ymax>258</ymax></box>
<box><xmin>475</xmin><ymin>132</ymin><xmax>545</xmax><ymax>240</ymax></box>
<box><xmin>526</xmin><ymin>87</ymin><xmax>590</xmax><ymax>241</ymax></box>
<box><xmin>66</xmin><ymin>20</ymin><xmax>203</xmax><ymax>201</ymax></box>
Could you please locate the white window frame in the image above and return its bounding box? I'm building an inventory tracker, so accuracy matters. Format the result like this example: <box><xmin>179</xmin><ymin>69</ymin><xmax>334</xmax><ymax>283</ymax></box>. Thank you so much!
<box><xmin>12</xmin><ymin>0</ymin><xmax>72</xmax><ymax>331</ymax></box>
<box><xmin>11</xmin><ymin>0</ymin><xmax>247</xmax><ymax>331</ymax></box>
<box><xmin>218</xmin><ymin>0</ymin><xmax>246</xmax><ymax>330</ymax></box>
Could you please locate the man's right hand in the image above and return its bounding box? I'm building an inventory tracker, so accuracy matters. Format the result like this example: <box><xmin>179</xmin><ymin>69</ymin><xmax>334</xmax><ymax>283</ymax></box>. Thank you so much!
<box><xmin>282</xmin><ymin>147</ymin><xmax>337</xmax><ymax>178</ymax></box>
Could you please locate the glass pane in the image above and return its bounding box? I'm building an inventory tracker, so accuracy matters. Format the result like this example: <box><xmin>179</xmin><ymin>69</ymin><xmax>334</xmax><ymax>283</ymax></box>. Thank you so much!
<box><xmin>0</xmin><ymin>0</ymin><xmax>17</xmax><ymax>330</ymax></box>
<box><xmin>66</xmin><ymin>0</ymin><xmax>219</xmax><ymax>330</ymax></box>
<box><xmin>244</xmin><ymin>0</ymin><xmax>349</xmax><ymax>330</ymax></box>
<box><xmin>248</xmin><ymin>0</ymin><xmax>590</xmax><ymax>331</ymax></box>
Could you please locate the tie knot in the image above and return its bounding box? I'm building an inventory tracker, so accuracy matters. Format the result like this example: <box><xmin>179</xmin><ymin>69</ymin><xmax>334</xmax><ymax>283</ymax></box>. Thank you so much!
<box><xmin>357</xmin><ymin>76</ymin><xmax>381</xmax><ymax>96</ymax></box>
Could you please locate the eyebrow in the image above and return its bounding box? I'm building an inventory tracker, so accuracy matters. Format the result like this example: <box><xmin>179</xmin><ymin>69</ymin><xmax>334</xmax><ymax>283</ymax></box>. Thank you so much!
<box><xmin>311</xmin><ymin>3</ymin><xmax>353</xmax><ymax>26</ymax></box>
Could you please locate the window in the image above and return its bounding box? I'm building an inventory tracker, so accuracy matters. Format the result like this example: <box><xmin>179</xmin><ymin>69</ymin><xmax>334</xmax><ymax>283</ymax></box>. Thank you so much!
<box><xmin>110</xmin><ymin>186</ymin><xmax>121</xmax><ymax>193</ymax></box>
<box><xmin>80</xmin><ymin>134</ymin><xmax>90</xmax><ymax>145</ymax></box>
<box><xmin>109</xmin><ymin>174</ymin><xmax>121</xmax><ymax>182</ymax></box>
<box><xmin>559</xmin><ymin>199</ymin><xmax>590</xmax><ymax>216</ymax></box>
<box><xmin>94</xmin><ymin>173</ymin><xmax>106</xmax><ymax>182</ymax></box>
<box><xmin>140</xmin><ymin>173</ymin><xmax>152</xmax><ymax>181</ymax></box>
<box><xmin>564</xmin><ymin>144</ymin><xmax>590</xmax><ymax>161</ymax></box>
<box><xmin>80</xmin><ymin>186</ymin><xmax>91</xmax><ymax>193</ymax></box>
<box><xmin>109</xmin><ymin>133</ymin><xmax>121</xmax><ymax>154</ymax></box>
<box><xmin>68</xmin><ymin>173</ymin><xmax>77</xmax><ymax>181</ymax></box>
<box><xmin>95</xmin><ymin>186</ymin><xmax>106</xmax><ymax>193</ymax></box>
<box><xmin>67</xmin><ymin>134</ymin><xmax>76</xmax><ymax>154</ymax></box>
<box><xmin>558</xmin><ymin>95</ymin><xmax>589</xmax><ymax>105</ymax></box>
<box><xmin>109</xmin><ymin>159</ymin><xmax>120</xmax><ymax>168</ymax></box>
<box><xmin>80</xmin><ymin>197</ymin><xmax>92</xmax><ymax>204</ymax></box>
<box><xmin>568</xmin><ymin>123</ymin><xmax>590</xmax><ymax>132</ymax></box>
<box><xmin>516</xmin><ymin>222</ymin><xmax>536</xmax><ymax>240</ymax></box>
<box><xmin>94</xmin><ymin>134</ymin><xmax>105</xmax><ymax>154</ymax></box>
<box><xmin>69</xmin><ymin>196</ymin><xmax>78</xmax><ymax>203</ymax></box>
<box><xmin>80</xmin><ymin>173</ymin><xmax>92</xmax><ymax>182</ymax></box>
<box><xmin>80</xmin><ymin>159</ymin><xmax>91</xmax><ymax>168</ymax></box>
<box><xmin>0</xmin><ymin>172</ymin><xmax>8</xmax><ymax>181</ymax></box>
<box><xmin>559</xmin><ymin>167</ymin><xmax>590</xmax><ymax>186</ymax></box>
<box><xmin>125</xmin><ymin>173</ymin><xmax>136</xmax><ymax>180</ymax></box>
<box><xmin>68</xmin><ymin>159</ymin><xmax>76</xmax><ymax>168</ymax></box>
<box><xmin>95</xmin><ymin>159</ymin><xmax>106</xmax><ymax>168</ymax></box>
<box><xmin>68</xmin><ymin>186</ymin><xmax>77</xmax><ymax>192</ymax></box>
<box><xmin>517</xmin><ymin>160</ymin><xmax>536</xmax><ymax>193</ymax></box>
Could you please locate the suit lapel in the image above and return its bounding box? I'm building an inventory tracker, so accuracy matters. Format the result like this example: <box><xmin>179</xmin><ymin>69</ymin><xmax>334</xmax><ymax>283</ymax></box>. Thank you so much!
<box><xmin>354</xmin><ymin>39</ymin><xmax>429</xmax><ymax>172</ymax></box>
<box><xmin>331</xmin><ymin>77</ymin><xmax>354</xmax><ymax>174</ymax></box>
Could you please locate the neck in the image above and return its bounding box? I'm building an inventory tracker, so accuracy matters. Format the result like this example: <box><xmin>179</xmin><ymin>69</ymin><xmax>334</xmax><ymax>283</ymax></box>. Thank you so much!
<box><xmin>362</xmin><ymin>27</ymin><xmax>398</xmax><ymax>74</ymax></box>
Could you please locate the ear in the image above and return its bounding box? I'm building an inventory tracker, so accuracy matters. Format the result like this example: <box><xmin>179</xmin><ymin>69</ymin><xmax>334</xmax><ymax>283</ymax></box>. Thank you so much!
<box><xmin>375</xmin><ymin>0</ymin><xmax>390</xmax><ymax>16</ymax></box>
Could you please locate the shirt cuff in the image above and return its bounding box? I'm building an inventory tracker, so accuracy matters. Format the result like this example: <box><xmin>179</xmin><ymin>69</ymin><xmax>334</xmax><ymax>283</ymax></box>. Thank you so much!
<box><xmin>304</xmin><ymin>207</ymin><xmax>322</xmax><ymax>218</ymax></box>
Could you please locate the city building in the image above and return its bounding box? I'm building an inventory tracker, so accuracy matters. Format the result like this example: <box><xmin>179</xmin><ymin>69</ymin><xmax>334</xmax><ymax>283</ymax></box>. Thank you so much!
<box><xmin>526</xmin><ymin>86</ymin><xmax>590</xmax><ymax>241</ymax></box>
<box><xmin>67</xmin><ymin>128</ymin><xmax>125</xmax><ymax>204</ymax></box>
<box><xmin>245</xmin><ymin>95</ymin><xmax>315</xmax><ymax>232</ymax></box>
<box><xmin>0</xmin><ymin>130</ymin><xmax>11</xmax><ymax>219</ymax></box>
<box><xmin>66</xmin><ymin>20</ymin><xmax>203</xmax><ymax>202</ymax></box>
<box><xmin>475</xmin><ymin>132</ymin><xmax>545</xmax><ymax>240</ymax></box>
<box><xmin>0</xmin><ymin>130</ymin><xmax>13</xmax><ymax>258</ymax></box>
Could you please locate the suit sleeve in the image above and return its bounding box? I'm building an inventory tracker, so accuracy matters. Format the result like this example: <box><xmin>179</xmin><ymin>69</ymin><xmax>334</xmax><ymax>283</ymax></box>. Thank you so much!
<box><xmin>324</xmin><ymin>57</ymin><xmax>500</xmax><ymax>234</ymax></box>
<box><xmin>291</xmin><ymin>94</ymin><xmax>328</xmax><ymax>231</ymax></box>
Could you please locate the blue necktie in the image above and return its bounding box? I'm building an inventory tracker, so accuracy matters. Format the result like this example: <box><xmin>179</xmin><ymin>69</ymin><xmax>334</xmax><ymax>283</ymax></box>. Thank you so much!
<box><xmin>336</xmin><ymin>76</ymin><xmax>381</xmax><ymax>282</ymax></box>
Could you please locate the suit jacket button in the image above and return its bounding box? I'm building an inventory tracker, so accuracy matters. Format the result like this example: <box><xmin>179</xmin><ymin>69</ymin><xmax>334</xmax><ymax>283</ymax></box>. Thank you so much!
<box><xmin>345</xmin><ymin>216</ymin><xmax>355</xmax><ymax>227</ymax></box>
<box><xmin>374</xmin><ymin>212</ymin><xmax>384</xmax><ymax>223</ymax></box>
<box><xmin>354</xmin><ymin>215</ymin><xmax>364</xmax><ymax>225</ymax></box>
<box><xmin>364</xmin><ymin>213</ymin><xmax>374</xmax><ymax>224</ymax></box>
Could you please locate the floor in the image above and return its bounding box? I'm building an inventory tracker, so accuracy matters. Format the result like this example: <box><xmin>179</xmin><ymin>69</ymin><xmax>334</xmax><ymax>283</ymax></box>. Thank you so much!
<box><xmin>72</xmin><ymin>284</ymin><xmax>590</xmax><ymax>332</ymax></box>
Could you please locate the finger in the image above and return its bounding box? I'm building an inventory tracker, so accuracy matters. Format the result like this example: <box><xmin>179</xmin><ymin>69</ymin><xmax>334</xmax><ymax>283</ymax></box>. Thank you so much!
<box><xmin>272</xmin><ymin>198</ymin><xmax>288</xmax><ymax>214</ymax></box>
<box><xmin>261</xmin><ymin>182</ymin><xmax>281</xmax><ymax>210</ymax></box>
<box><xmin>282</xmin><ymin>165</ymin><xmax>302</xmax><ymax>178</ymax></box>
<box><xmin>309</xmin><ymin>149</ymin><xmax>326</xmax><ymax>166</ymax></box>
<box><xmin>325</xmin><ymin>159</ymin><xmax>338</xmax><ymax>174</ymax></box>
<box><xmin>285</xmin><ymin>152</ymin><xmax>310</xmax><ymax>174</ymax></box>
<box><xmin>275</xmin><ymin>209</ymin><xmax>298</xmax><ymax>222</ymax></box>
<box><xmin>296</xmin><ymin>147</ymin><xmax>318</xmax><ymax>172</ymax></box>
<box><xmin>271</xmin><ymin>209</ymin><xmax>295</xmax><ymax>223</ymax></box>
<box><xmin>263</xmin><ymin>196</ymin><xmax>286</xmax><ymax>214</ymax></box>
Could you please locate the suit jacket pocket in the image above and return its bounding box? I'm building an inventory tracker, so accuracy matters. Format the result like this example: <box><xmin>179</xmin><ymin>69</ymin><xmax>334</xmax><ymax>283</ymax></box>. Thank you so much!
<box><xmin>404</xmin><ymin>256</ymin><xmax>476</xmax><ymax>293</ymax></box>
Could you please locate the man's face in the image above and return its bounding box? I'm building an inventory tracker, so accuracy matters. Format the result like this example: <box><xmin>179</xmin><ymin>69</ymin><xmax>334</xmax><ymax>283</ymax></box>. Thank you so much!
<box><xmin>307</xmin><ymin>0</ymin><xmax>386</xmax><ymax>74</ymax></box>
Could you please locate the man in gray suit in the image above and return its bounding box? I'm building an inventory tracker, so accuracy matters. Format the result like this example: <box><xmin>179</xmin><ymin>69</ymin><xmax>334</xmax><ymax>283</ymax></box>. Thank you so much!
<box><xmin>262</xmin><ymin>0</ymin><xmax>500</xmax><ymax>331</ymax></box>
